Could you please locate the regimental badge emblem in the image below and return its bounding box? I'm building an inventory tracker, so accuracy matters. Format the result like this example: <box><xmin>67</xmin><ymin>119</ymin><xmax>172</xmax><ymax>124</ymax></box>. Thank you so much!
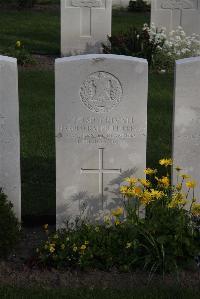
<box><xmin>80</xmin><ymin>71</ymin><xmax>123</xmax><ymax>113</ymax></box>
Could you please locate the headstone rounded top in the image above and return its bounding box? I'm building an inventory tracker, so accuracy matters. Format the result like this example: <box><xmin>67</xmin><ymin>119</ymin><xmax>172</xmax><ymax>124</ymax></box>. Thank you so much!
<box><xmin>56</xmin><ymin>54</ymin><xmax>148</xmax><ymax>64</ymax></box>
<box><xmin>0</xmin><ymin>55</ymin><xmax>17</xmax><ymax>63</ymax></box>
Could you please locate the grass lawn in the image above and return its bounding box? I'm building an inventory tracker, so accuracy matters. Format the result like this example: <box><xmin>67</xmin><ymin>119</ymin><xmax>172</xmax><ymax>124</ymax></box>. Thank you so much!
<box><xmin>0</xmin><ymin>286</ymin><xmax>200</xmax><ymax>299</ymax></box>
<box><xmin>0</xmin><ymin>9</ymin><xmax>149</xmax><ymax>55</ymax></box>
<box><xmin>0</xmin><ymin>8</ymin><xmax>171</xmax><ymax>218</ymax></box>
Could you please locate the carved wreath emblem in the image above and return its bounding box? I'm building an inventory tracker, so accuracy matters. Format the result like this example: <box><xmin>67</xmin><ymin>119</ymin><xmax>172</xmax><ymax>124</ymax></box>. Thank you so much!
<box><xmin>80</xmin><ymin>71</ymin><xmax>123</xmax><ymax>113</ymax></box>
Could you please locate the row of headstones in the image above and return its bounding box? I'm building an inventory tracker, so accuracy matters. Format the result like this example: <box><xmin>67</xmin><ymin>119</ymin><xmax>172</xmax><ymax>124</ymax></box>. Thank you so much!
<box><xmin>1</xmin><ymin>54</ymin><xmax>199</xmax><ymax>227</ymax></box>
<box><xmin>61</xmin><ymin>0</ymin><xmax>200</xmax><ymax>56</ymax></box>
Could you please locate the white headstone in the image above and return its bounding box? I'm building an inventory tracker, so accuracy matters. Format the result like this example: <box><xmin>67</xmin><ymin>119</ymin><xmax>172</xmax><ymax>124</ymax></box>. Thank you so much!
<box><xmin>151</xmin><ymin>0</ymin><xmax>200</xmax><ymax>35</ymax></box>
<box><xmin>61</xmin><ymin>0</ymin><xmax>112</xmax><ymax>56</ymax></box>
<box><xmin>56</xmin><ymin>54</ymin><xmax>148</xmax><ymax>227</ymax></box>
<box><xmin>173</xmin><ymin>57</ymin><xmax>200</xmax><ymax>198</ymax></box>
<box><xmin>0</xmin><ymin>56</ymin><xmax>21</xmax><ymax>220</ymax></box>
<box><xmin>112</xmin><ymin>0</ymin><xmax>129</xmax><ymax>8</ymax></box>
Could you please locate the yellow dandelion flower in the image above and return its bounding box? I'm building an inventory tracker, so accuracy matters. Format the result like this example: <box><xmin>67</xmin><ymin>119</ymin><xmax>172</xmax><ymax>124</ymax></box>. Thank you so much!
<box><xmin>168</xmin><ymin>193</ymin><xmax>187</xmax><ymax>208</ymax></box>
<box><xmin>80</xmin><ymin>244</ymin><xmax>86</xmax><ymax>251</ymax></box>
<box><xmin>124</xmin><ymin>177</ymin><xmax>138</xmax><ymax>185</ymax></box>
<box><xmin>112</xmin><ymin>207</ymin><xmax>124</xmax><ymax>217</ymax></box>
<box><xmin>126</xmin><ymin>242</ymin><xmax>132</xmax><ymax>249</ymax></box>
<box><xmin>43</xmin><ymin>223</ymin><xmax>48</xmax><ymax>230</ymax></box>
<box><xmin>150</xmin><ymin>189</ymin><xmax>164</xmax><ymax>199</ymax></box>
<box><xmin>120</xmin><ymin>185</ymin><xmax>129</xmax><ymax>194</ymax></box>
<box><xmin>186</xmin><ymin>180</ymin><xmax>197</xmax><ymax>189</ymax></box>
<box><xmin>73</xmin><ymin>245</ymin><xmax>78</xmax><ymax>252</ymax></box>
<box><xmin>140</xmin><ymin>190</ymin><xmax>153</xmax><ymax>205</ymax></box>
<box><xmin>157</xmin><ymin>176</ymin><xmax>170</xmax><ymax>188</ymax></box>
<box><xmin>16</xmin><ymin>40</ymin><xmax>21</xmax><ymax>48</ymax></box>
<box><xmin>84</xmin><ymin>241</ymin><xmax>89</xmax><ymax>245</ymax></box>
<box><xmin>144</xmin><ymin>168</ymin><xmax>157</xmax><ymax>175</ymax></box>
<box><xmin>176</xmin><ymin>183</ymin><xmax>182</xmax><ymax>191</ymax></box>
<box><xmin>191</xmin><ymin>203</ymin><xmax>200</xmax><ymax>216</ymax></box>
<box><xmin>139</xmin><ymin>178</ymin><xmax>151</xmax><ymax>188</ymax></box>
<box><xmin>159</xmin><ymin>158</ymin><xmax>173</xmax><ymax>167</ymax></box>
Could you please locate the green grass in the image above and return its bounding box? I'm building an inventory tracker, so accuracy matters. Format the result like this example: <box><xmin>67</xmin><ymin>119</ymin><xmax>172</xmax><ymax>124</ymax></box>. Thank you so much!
<box><xmin>0</xmin><ymin>10</ymin><xmax>60</xmax><ymax>55</ymax></box>
<box><xmin>19</xmin><ymin>70</ymin><xmax>55</xmax><ymax>217</ymax></box>
<box><xmin>0</xmin><ymin>10</ymin><xmax>149</xmax><ymax>55</ymax></box>
<box><xmin>0</xmin><ymin>286</ymin><xmax>200</xmax><ymax>299</ymax></box>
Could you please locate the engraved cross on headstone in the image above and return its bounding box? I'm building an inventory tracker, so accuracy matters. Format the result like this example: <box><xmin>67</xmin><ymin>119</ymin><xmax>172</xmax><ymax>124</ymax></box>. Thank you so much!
<box><xmin>69</xmin><ymin>0</ymin><xmax>103</xmax><ymax>36</ymax></box>
<box><xmin>161</xmin><ymin>0</ymin><xmax>195</xmax><ymax>27</ymax></box>
<box><xmin>81</xmin><ymin>148</ymin><xmax>121</xmax><ymax>197</ymax></box>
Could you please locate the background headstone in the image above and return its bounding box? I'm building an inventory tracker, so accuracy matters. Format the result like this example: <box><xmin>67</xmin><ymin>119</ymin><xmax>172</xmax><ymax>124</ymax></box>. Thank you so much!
<box><xmin>0</xmin><ymin>56</ymin><xmax>21</xmax><ymax>220</ymax></box>
<box><xmin>151</xmin><ymin>0</ymin><xmax>200</xmax><ymax>35</ymax></box>
<box><xmin>112</xmin><ymin>0</ymin><xmax>129</xmax><ymax>8</ymax></box>
<box><xmin>173</xmin><ymin>57</ymin><xmax>200</xmax><ymax>199</ymax></box>
<box><xmin>61</xmin><ymin>0</ymin><xmax>112</xmax><ymax>56</ymax></box>
<box><xmin>56</xmin><ymin>54</ymin><xmax>148</xmax><ymax>227</ymax></box>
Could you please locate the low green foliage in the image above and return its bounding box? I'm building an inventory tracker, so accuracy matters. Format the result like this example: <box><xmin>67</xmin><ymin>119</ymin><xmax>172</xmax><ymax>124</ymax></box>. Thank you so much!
<box><xmin>0</xmin><ymin>189</ymin><xmax>21</xmax><ymax>258</ymax></box>
<box><xmin>35</xmin><ymin>161</ymin><xmax>200</xmax><ymax>273</ymax></box>
<box><xmin>2</xmin><ymin>41</ymin><xmax>35</xmax><ymax>66</ymax></box>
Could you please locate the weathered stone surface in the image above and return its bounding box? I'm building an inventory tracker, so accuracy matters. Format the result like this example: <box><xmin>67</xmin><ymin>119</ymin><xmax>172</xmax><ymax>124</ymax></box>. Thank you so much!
<box><xmin>173</xmin><ymin>57</ymin><xmax>200</xmax><ymax>198</ymax></box>
<box><xmin>56</xmin><ymin>54</ymin><xmax>148</xmax><ymax>227</ymax></box>
<box><xmin>0</xmin><ymin>56</ymin><xmax>21</xmax><ymax>220</ymax></box>
<box><xmin>61</xmin><ymin>0</ymin><xmax>112</xmax><ymax>55</ymax></box>
<box><xmin>151</xmin><ymin>0</ymin><xmax>200</xmax><ymax>35</ymax></box>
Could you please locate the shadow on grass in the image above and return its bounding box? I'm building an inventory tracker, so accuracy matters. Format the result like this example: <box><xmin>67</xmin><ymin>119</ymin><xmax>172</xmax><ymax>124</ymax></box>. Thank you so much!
<box><xmin>21</xmin><ymin>157</ymin><xmax>55</xmax><ymax>225</ymax></box>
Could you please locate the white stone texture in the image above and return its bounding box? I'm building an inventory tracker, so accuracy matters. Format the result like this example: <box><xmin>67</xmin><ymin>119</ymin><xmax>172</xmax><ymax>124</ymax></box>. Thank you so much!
<box><xmin>0</xmin><ymin>56</ymin><xmax>21</xmax><ymax>220</ymax></box>
<box><xmin>151</xmin><ymin>0</ymin><xmax>200</xmax><ymax>35</ymax></box>
<box><xmin>61</xmin><ymin>0</ymin><xmax>112</xmax><ymax>55</ymax></box>
<box><xmin>56</xmin><ymin>54</ymin><xmax>148</xmax><ymax>227</ymax></box>
<box><xmin>112</xmin><ymin>0</ymin><xmax>129</xmax><ymax>8</ymax></box>
<box><xmin>173</xmin><ymin>57</ymin><xmax>200</xmax><ymax>200</ymax></box>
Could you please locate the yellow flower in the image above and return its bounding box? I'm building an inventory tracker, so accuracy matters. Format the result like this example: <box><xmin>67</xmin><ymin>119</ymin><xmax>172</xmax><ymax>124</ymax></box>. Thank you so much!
<box><xmin>112</xmin><ymin>207</ymin><xmax>124</xmax><ymax>217</ymax></box>
<box><xmin>124</xmin><ymin>177</ymin><xmax>138</xmax><ymax>185</ymax></box>
<box><xmin>120</xmin><ymin>185</ymin><xmax>129</xmax><ymax>194</ymax></box>
<box><xmin>80</xmin><ymin>244</ymin><xmax>86</xmax><ymax>251</ymax></box>
<box><xmin>73</xmin><ymin>245</ymin><xmax>78</xmax><ymax>252</ymax></box>
<box><xmin>144</xmin><ymin>168</ymin><xmax>157</xmax><ymax>175</ymax></box>
<box><xmin>191</xmin><ymin>203</ymin><xmax>200</xmax><ymax>216</ymax></box>
<box><xmin>186</xmin><ymin>180</ymin><xmax>197</xmax><ymax>189</ymax></box>
<box><xmin>84</xmin><ymin>241</ymin><xmax>89</xmax><ymax>245</ymax></box>
<box><xmin>157</xmin><ymin>176</ymin><xmax>170</xmax><ymax>188</ymax></box>
<box><xmin>126</xmin><ymin>242</ymin><xmax>132</xmax><ymax>249</ymax></box>
<box><xmin>159</xmin><ymin>158</ymin><xmax>173</xmax><ymax>167</ymax></box>
<box><xmin>115</xmin><ymin>219</ymin><xmax>120</xmax><ymax>226</ymax></box>
<box><xmin>168</xmin><ymin>193</ymin><xmax>187</xmax><ymax>208</ymax></box>
<box><xmin>61</xmin><ymin>244</ymin><xmax>65</xmax><ymax>250</ymax></box>
<box><xmin>180</xmin><ymin>174</ymin><xmax>190</xmax><ymax>179</ymax></box>
<box><xmin>43</xmin><ymin>223</ymin><xmax>48</xmax><ymax>230</ymax></box>
<box><xmin>150</xmin><ymin>189</ymin><xmax>164</xmax><ymax>199</ymax></box>
<box><xmin>140</xmin><ymin>190</ymin><xmax>153</xmax><ymax>205</ymax></box>
<box><xmin>139</xmin><ymin>178</ymin><xmax>151</xmax><ymax>188</ymax></box>
<box><xmin>16</xmin><ymin>40</ymin><xmax>21</xmax><ymax>48</ymax></box>
<box><xmin>49</xmin><ymin>244</ymin><xmax>55</xmax><ymax>253</ymax></box>
<box><xmin>176</xmin><ymin>183</ymin><xmax>182</xmax><ymax>191</ymax></box>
